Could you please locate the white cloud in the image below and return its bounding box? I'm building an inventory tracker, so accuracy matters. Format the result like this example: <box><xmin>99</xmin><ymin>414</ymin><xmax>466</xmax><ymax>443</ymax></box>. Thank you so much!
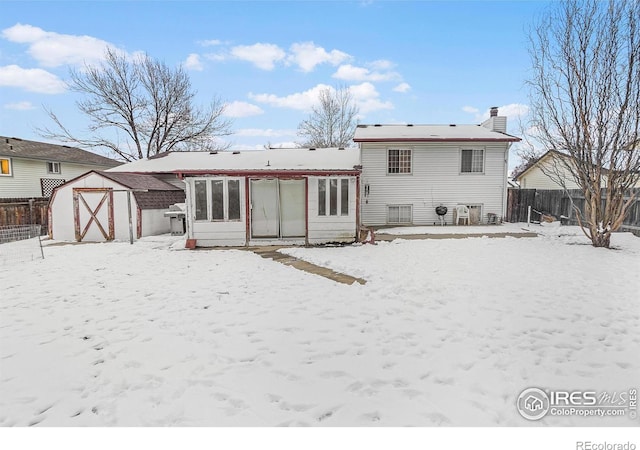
<box><xmin>3</xmin><ymin>101</ymin><xmax>36</xmax><ymax>110</ymax></box>
<box><xmin>368</xmin><ymin>59</ymin><xmax>395</xmax><ymax>70</ymax></box>
<box><xmin>462</xmin><ymin>105</ymin><xmax>479</xmax><ymax>114</ymax></box>
<box><xmin>204</xmin><ymin>52</ymin><xmax>227</xmax><ymax>62</ymax></box>
<box><xmin>287</xmin><ymin>42</ymin><xmax>350</xmax><ymax>72</ymax></box>
<box><xmin>249</xmin><ymin>84</ymin><xmax>333</xmax><ymax>110</ymax></box>
<box><xmin>479</xmin><ymin>103</ymin><xmax>530</xmax><ymax>121</ymax></box>
<box><xmin>349</xmin><ymin>82</ymin><xmax>394</xmax><ymax>114</ymax></box>
<box><xmin>250</xmin><ymin>82</ymin><xmax>393</xmax><ymax>115</ymax></box>
<box><xmin>2</xmin><ymin>23</ymin><xmax>114</xmax><ymax>68</ymax></box>
<box><xmin>199</xmin><ymin>39</ymin><xmax>222</xmax><ymax>47</ymax></box>
<box><xmin>223</xmin><ymin>101</ymin><xmax>264</xmax><ymax>118</ymax></box>
<box><xmin>332</xmin><ymin>64</ymin><xmax>400</xmax><ymax>82</ymax></box>
<box><xmin>230</xmin><ymin>43</ymin><xmax>286</xmax><ymax>70</ymax></box>
<box><xmin>234</xmin><ymin>128</ymin><xmax>296</xmax><ymax>138</ymax></box>
<box><xmin>184</xmin><ymin>53</ymin><xmax>203</xmax><ymax>71</ymax></box>
<box><xmin>0</xmin><ymin>65</ymin><xmax>66</xmax><ymax>94</ymax></box>
<box><xmin>393</xmin><ymin>82</ymin><xmax>411</xmax><ymax>93</ymax></box>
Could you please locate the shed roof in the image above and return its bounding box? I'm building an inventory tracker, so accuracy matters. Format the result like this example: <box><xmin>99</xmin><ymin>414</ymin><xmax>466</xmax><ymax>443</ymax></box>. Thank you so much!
<box><xmin>106</xmin><ymin>148</ymin><xmax>361</xmax><ymax>174</ymax></box>
<box><xmin>0</xmin><ymin>136</ymin><xmax>121</xmax><ymax>167</ymax></box>
<box><xmin>97</xmin><ymin>171</ymin><xmax>183</xmax><ymax>191</ymax></box>
<box><xmin>132</xmin><ymin>190</ymin><xmax>186</xmax><ymax>210</ymax></box>
<box><xmin>353</xmin><ymin>124</ymin><xmax>520</xmax><ymax>143</ymax></box>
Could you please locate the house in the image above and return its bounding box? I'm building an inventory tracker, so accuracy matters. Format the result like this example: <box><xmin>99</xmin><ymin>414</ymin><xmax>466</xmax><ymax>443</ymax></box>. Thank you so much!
<box><xmin>0</xmin><ymin>136</ymin><xmax>121</xmax><ymax>199</ymax></box>
<box><xmin>106</xmin><ymin>148</ymin><xmax>361</xmax><ymax>246</ymax></box>
<box><xmin>512</xmin><ymin>150</ymin><xmax>583</xmax><ymax>190</ymax></box>
<box><xmin>353</xmin><ymin>107</ymin><xmax>521</xmax><ymax>226</ymax></box>
<box><xmin>49</xmin><ymin>170</ymin><xmax>185</xmax><ymax>242</ymax></box>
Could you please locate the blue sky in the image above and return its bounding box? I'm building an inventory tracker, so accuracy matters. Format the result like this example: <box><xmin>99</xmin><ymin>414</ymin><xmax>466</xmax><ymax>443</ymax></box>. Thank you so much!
<box><xmin>0</xmin><ymin>1</ymin><xmax>548</xmax><ymax>166</ymax></box>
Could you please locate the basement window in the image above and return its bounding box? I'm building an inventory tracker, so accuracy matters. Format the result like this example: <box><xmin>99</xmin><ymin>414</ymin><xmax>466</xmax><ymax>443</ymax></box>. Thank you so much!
<box><xmin>388</xmin><ymin>205</ymin><xmax>412</xmax><ymax>224</ymax></box>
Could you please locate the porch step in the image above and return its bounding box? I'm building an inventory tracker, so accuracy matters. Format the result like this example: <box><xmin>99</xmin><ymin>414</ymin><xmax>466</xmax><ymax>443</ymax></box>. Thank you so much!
<box><xmin>250</xmin><ymin>247</ymin><xmax>366</xmax><ymax>286</ymax></box>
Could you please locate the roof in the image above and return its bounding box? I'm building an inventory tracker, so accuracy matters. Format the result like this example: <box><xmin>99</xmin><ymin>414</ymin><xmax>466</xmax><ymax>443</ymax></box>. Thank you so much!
<box><xmin>353</xmin><ymin>124</ymin><xmax>521</xmax><ymax>143</ymax></box>
<box><xmin>0</xmin><ymin>136</ymin><xmax>121</xmax><ymax>167</ymax></box>
<box><xmin>512</xmin><ymin>150</ymin><xmax>569</xmax><ymax>180</ymax></box>
<box><xmin>133</xmin><ymin>190</ymin><xmax>186</xmax><ymax>210</ymax></box>
<box><xmin>97</xmin><ymin>171</ymin><xmax>183</xmax><ymax>191</ymax></box>
<box><xmin>106</xmin><ymin>148</ymin><xmax>361</xmax><ymax>174</ymax></box>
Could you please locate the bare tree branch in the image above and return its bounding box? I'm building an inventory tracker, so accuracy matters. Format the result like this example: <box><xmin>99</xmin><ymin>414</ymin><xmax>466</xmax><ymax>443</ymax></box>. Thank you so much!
<box><xmin>296</xmin><ymin>85</ymin><xmax>359</xmax><ymax>148</ymax></box>
<box><xmin>526</xmin><ymin>0</ymin><xmax>640</xmax><ymax>248</ymax></box>
<box><xmin>37</xmin><ymin>47</ymin><xmax>233</xmax><ymax>161</ymax></box>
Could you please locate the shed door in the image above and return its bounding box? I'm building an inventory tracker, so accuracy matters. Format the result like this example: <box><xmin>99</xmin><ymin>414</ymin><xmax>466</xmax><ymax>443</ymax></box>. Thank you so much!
<box><xmin>250</xmin><ymin>179</ymin><xmax>279</xmax><ymax>238</ymax></box>
<box><xmin>73</xmin><ymin>188</ymin><xmax>114</xmax><ymax>242</ymax></box>
<box><xmin>279</xmin><ymin>180</ymin><xmax>305</xmax><ymax>238</ymax></box>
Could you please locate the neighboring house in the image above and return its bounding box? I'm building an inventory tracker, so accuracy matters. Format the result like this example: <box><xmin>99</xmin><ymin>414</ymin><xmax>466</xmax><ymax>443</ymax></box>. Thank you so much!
<box><xmin>514</xmin><ymin>149</ymin><xmax>640</xmax><ymax>190</ymax></box>
<box><xmin>0</xmin><ymin>136</ymin><xmax>121</xmax><ymax>199</ymax></box>
<box><xmin>512</xmin><ymin>150</ymin><xmax>582</xmax><ymax>190</ymax></box>
<box><xmin>353</xmin><ymin>107</ymin><xmax>521</xmax><ymax>226</ymax></box>
<box><xmin>106</xmin><ymin>148</ymin><xmax>361</xmax><ymax>246</ymax></box>
<box><xmin>49</xmin><ymin>171</ymin><xmax>185</xmax><ymax>242</ymax></box>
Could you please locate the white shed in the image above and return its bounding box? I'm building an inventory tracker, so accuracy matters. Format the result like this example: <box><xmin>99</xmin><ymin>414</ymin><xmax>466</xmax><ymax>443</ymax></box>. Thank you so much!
<box><xmin>106</xmin><ymin>148</ymin><xmax>362</xmax><ymax>247</ymax></box>
<box><xmin>49</xmin><ymin>171</ymin><xmax>185</xmax><ymax>242</ymax></box>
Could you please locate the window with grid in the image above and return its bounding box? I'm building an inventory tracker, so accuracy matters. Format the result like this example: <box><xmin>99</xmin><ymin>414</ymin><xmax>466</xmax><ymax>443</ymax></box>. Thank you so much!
<box><xmin>387</xmin><ymin>205</ymin><xmax>412</xmax><ymax>224</ymax></box>
<box><xmin>388</xmin><ymin>149</ymin><xmax>412</xmax><ymax>174</ymax></box>
<box><xmin>461</xmin><ymin>149</ymin><xmax>484</xmax><ymax>173</ymax></box>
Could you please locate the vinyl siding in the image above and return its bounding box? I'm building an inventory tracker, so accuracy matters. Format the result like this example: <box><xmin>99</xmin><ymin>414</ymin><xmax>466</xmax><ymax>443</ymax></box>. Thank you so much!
<box><xmin>519</xmin><ymin>165</ymin><xmax>581</xmax><ymax>190</ymax></box>
<box><xmin>307</xmin><ymin>176</ymin><xmax>357</xmax><ymax>244</ymax></box>
<box><xmin>0</xmin><ymin>157</ymin><xmax>115</xmax><ymax>198</ymax></box>
<box><xmin>360</xmin><ymin>142</ymin><xmax>509</xmax><ymax>226</ymax></box>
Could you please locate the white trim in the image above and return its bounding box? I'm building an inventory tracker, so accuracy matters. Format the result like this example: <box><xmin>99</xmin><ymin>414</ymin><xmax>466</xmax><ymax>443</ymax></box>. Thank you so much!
<box><xmin>387</xmin><ymin>148</ymin><xmax>413</xmax><ymax>175</ymax></box>
<box><xmin>459</xmin><ymin>148</ymin><xmax>485</xmax><ymax>174</ymax></box>
<box><xmin>47</xmin><ymin>161</ymin><xmax>61</xmax><ymax>174</ymax></box>
<box><xmin>387</xmin><ymin>204</ymin><xmax>413</xmax><ymax>224</ymax></box>
<box><xmin>317</xmin><ymin>176</ymin><xmax>350</xmax><ymax>217</ymax></box>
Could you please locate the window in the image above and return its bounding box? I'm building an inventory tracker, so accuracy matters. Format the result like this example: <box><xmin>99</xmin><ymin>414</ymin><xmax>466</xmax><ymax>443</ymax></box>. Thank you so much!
<box><xmin>388</xmin><ymin>149</ymin><xmax>412</xmax><ymax>174</ymax></box>
<box><xmin>388</xmin><ymin>205</ymin><xmax>412</xmax><ymax>224</ymax></box>
<box><xmin>47</xmin><ymin>161</ymin><xmax>61</xmax><ymax>174</ymax></box>
<box><xmin>461</xmin><ymin>149</ymin><xmax>484</xmax><ymax>173</ymax></box>
<box><xmin>193</xmin><ymin>178</ymin><xmax>242</xmax><ymax>222</ymax></box>
<box><xmin>0</xmin><ymin>158</ymin><xmax>11</xmax><ymax>176</ymax></box>
<box><xmin>318</xmin><ymin>177</ymin><xmax>350</xmax><ymax>216</ymax></box>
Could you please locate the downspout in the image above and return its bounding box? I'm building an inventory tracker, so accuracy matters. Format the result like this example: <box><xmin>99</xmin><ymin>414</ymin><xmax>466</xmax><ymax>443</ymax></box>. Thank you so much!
<box><xmin>503</xmin><ymin>143</ymin><xmax>512</xmax><ymax>221</ymax></box>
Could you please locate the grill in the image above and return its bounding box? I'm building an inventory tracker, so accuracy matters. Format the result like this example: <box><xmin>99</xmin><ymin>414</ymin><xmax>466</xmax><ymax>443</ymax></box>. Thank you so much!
<box><xmin>435</xmin><ymin>205</ymin><xmax>448</xmax><ymax>226</ymax></box>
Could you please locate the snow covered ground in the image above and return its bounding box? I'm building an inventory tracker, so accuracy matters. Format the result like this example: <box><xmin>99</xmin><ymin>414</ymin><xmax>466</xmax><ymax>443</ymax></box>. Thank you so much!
<box><xmin>0</xmin><ymin>224</ymin><xmax>638</xmax><ymax>427</ymax></box>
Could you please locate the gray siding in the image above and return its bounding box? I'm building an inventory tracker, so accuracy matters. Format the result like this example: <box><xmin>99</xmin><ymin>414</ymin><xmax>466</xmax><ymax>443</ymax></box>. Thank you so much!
<box><xmin>360</xmin><ymin>142</ymin><xmax>509</xmax><ymax>226</ymax></box>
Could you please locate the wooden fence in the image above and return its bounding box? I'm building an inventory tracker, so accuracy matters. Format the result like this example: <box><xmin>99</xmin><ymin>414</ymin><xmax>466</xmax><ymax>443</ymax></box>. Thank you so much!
<box><xmin>0</xmin><ymin>198</ymin><xmax>49</xmax><ymax>235</ymax></box>
<box><xmin>506</xmin><ymin>188</ymin><xmax>640</xmax><ymax>233</ymax></box>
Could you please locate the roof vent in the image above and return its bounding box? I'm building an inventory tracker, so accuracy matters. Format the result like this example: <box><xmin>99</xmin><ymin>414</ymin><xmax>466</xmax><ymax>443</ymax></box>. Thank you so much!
<box><xmin>338</xmin><ymin>147</ymin><xmax>345</xmax><ymax>150</ymax></box>
<box><xmin>210</xmin><ymin>151</ymin><xmax>218</xmax><ymax>155</ymax></box>
<box><xmin>407</xmin><ymin>124</ymin><xmax>413</xmax><ymax>127</ymax></box>
<box><xmin>449</xmin><ymin>124</ymin><xmax>456</xmax><ymax>127</ymax></box>
<box><xmin>308</xmin><ymin>148</ymin><xmax>316</xmax><ymax>151</ymax></box>
<box><xmin>374</xmin><ymin>124</ymin><xmax>381</xmax><ymax>127</ymax></box>
<box><xmin>5</xmin><ymin>138</ymin><xmax>8</xmax><ymax>143</ymax></box>
<box><xmin>232</xmin><ymin>151</ymin><xmax>240</xmax><ymax>155</ymax></box>
<box><xmin>357</xmin><ymin>124</ymin><xmax>367</xmax><ymax>128</ymax></box>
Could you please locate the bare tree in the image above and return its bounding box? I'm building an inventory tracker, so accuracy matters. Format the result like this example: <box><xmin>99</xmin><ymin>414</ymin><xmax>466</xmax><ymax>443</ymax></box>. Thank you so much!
<box><xmin>526</xmin><ymin>0</ymin><xmax>640</xmax><ymax>248</ymax></box>
<box><xmin>38</xmin><ymin>48</ymin><xmax>232</xmax><ymax>161</ymax></box>
<box><xmin>297</xmin><ymin>86</ymin><xmax>358</xmax><ymax>148</ymax></box>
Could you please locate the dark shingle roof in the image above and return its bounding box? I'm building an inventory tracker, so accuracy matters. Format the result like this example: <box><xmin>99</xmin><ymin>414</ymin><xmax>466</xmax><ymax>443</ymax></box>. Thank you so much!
<box><xmin>97</xmin><ymin>171</ymin><xmax>183</xmax><ymax>191</ymax></box>
<box><xmin>0</xmin><ymin>136</ymin><xmax>121</xmax><ymax>167</ymax></box>
<box><xmin>132</xmin><ymin>191</ymin><xmax>186</xmax><ymax>210</ymax></box>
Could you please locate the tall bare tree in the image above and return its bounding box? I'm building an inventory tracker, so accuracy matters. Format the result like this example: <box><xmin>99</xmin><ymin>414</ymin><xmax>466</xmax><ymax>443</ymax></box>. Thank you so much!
<box><xmin>525</xmin><ymin>0</ymin><xmax>640</xmax><ymax>248</ymax></box>
<box><xmin>297</xmin><ymin>86</ymin><xmax>359</xmax><ymax>148</ymax></box>
<box><xmin>38</xmin><ymin>48</ymin><xmax>232</xmax><ymax>161</ymax></box>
